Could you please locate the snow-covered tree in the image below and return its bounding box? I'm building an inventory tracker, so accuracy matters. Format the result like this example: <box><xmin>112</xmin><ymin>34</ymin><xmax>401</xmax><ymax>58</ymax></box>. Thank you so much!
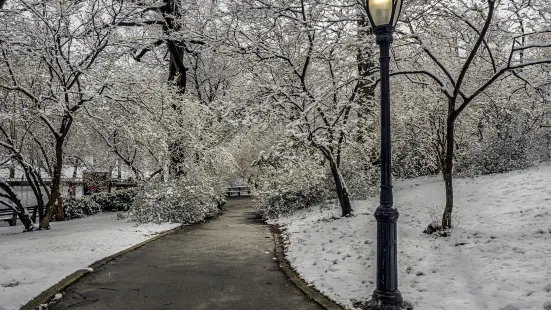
<box><xmin>0</xmin><ymin>0</ymin><xmax>135</xmax><ymax>228</ymax></box>
<box><xmin>222</xmin><ymin>0</ymin><xmax>380</xmax><ymax>216</ymax></box>
<box><xmin>395</xmin><ymin>0</ymin><xmax>551</xmax><ymax>230</ymax></box>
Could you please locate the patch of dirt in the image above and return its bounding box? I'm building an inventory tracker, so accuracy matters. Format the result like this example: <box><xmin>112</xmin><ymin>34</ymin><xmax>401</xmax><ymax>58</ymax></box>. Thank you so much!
<box><xmin>1</xmin><ymin>281</ymin><xmax>20</xmax><ymax>288</ymax></box>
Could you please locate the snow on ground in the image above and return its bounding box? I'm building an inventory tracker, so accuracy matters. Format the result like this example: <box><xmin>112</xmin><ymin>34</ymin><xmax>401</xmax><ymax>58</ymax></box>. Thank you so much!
<box><xmin>273</xmin><ymin>164</ymin><xmax>551</xmax><ymax>310</ymax></box>
<box><xmin>0</xmin><ymin>214</ymin><xmax>180</xmax><ymax>310</ymax></box>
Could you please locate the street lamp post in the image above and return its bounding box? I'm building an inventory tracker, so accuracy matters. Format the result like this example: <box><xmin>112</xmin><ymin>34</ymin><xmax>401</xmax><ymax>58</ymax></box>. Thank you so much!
<box><xmin>364</xmin><ymin>0</ymin><xmax>410</xmax><ymax>309</ymax></box>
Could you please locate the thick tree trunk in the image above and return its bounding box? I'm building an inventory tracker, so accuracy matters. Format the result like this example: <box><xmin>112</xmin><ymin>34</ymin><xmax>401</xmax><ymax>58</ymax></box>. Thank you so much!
<box><xmin>117</xmin><ymin>160</ymin><xmax>122</xmax><ymax>179</ymax></box>
<box><xmin>55</xmin><ymin>196</ymin><xmax>64</xmax><ymax>221</ymax></box>
<box><xmin>331</xmin><ymin>162</ymin><xmax>345</xmax><ymax>210</ymax></box>
<box><xmin>442</xmin><ymin>170</ymin><xmax>453</xmax><ymax>228</ymax></box>
<box><xmin>72</xmin><ymin>162</ymin><xmax>78</xmax><ymax>179</ymax></box>
<box><xmin>329</xmin><ymin>160</ymin><xmax>352</xmax><ymax>217</ymax></box>
<box><xmin>40</xmin><ymin>139</ymin><xmax>64</xmax><ymax>229</ymax></box>
<box><xmin>163</xmin><ymin>0</ymin><xmax>187</xmax><ymax>93</ymax></box>
<box><xmin>441</xmin><ymin>116</ymin><xmax>455</xmax><ymax>229</ymax></box>
<box><xmin>168</xmin><ymin>42</ymin><xmax>187</xmax><ymax>91</ymax></box>
<box><xmin>27</xmin><ymin>171</ymin><xmax>46</xmax><ymax>222</ymax></box>
<box><xmin>18</xmin><ymin>209</ymin><xmax>34</xmax><ymax>232</ymax></box>
<box><xmin>9</xmin><ymin>165</ymin><xmax>15</xmax><ymax>179</ymax></box>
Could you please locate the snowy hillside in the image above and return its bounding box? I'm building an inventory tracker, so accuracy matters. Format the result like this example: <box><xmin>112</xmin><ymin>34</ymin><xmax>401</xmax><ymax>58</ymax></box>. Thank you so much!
<box><xmin>0</xmin><ymin>215</ymin><xmax>180</xmax><ymax>310</ymax></box>
<box><xmin>273</xmin><ymin>164</ymin><xmax>551</xmax><ymax>310</ymax></box>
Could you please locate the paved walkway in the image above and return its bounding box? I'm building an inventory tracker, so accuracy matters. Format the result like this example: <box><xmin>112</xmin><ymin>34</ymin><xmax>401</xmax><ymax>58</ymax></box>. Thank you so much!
<box><xmin>52</xmin><ymin>198</ymin><xmax>322</xmax><ymax>310</ymax></box>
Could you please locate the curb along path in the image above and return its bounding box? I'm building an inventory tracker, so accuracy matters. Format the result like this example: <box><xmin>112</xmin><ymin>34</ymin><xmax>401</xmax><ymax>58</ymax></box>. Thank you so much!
<box><xmin>49</xmin><ymin>198</ymin><xmax>324</xmax><ymax>310</ymax></box>
<box><xmin>271</xmin><ymin>226</ymin><xmax>345</xmax><ymax>310</ymax></box>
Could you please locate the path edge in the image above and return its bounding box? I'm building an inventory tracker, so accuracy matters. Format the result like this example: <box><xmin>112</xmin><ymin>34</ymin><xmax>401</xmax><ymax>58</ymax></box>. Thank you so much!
<box><xmin>270</xmin><ymin>224</ymin><xmax>346</xmax><ymax>310</ymax></box>
<box><xmin>21</xmin><ymin>225</ymin><xmax>183</xmax><ymax>310</ymax></box>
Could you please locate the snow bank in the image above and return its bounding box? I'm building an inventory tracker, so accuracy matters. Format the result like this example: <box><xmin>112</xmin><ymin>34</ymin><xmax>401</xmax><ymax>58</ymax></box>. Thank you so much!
<box><xmin>274</xmin><ymin>164</ymin><xmax>551</xmax><ymax>310</ymax></box>
<box><xmin>0</xmin><ymin>214</ymin><xmax>180</xmax><ymax>310</ymax></box>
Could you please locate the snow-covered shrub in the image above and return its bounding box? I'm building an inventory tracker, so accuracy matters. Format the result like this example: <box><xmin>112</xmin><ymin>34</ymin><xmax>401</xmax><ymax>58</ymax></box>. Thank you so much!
<box><xmin>339</xmin><ymin>144</ymin><xmax>379</xmax><ymax>200</ymax></box>
<box><xmin>256</xmin><ymin>185</ymin><xmax>330</xmax><ymax>219</ymax></box>
<box><xmin>455</xmin><ymin>112</ymin><xmax>540</xmax><ymax>176</ymax></box>
<box><xmin>115</xmin><ymin>211</ymin><xmax>127</xmax><ymax>220</ymax></box>
<box><xmin>453</xmin><ymin>91</ymin><xmax>549</xmax><ymax>176</ymax></box>
<box><xmin>393</xmin><ymin>136</ymin><xmax>439</xmax><ymax>179</ymax></box>
<box><xmin>91</xmin><ymin>188</ymin><xmax>137</xmax><ymax>212</ymax></box>
<box><xmin>252</xmin><ymin>150</ymin><xmax>333</xmax><ymax>219</ymax></box>
<box><xmin>390</xmin><ymin>78</ymin><xmax>443</xmax><ymax>179</ymax></box>
<box><xmin>131</xmin><ymin>180</ymin><xmax>222</xmax><ymax>224</ymax></box>
<box><xmin>63</xmin><ymin>197</ymin><xmax>102</xmax><ymax>220</ymax></box>
<box><xmin>456</xmin><ymin>137</ymin><xmax>534</xmax><ymax>176</ymax></box>
<box><xmin>119</xmin><ymin>92</ymin><xmax>237</xmax><ymax>223</ymax></box>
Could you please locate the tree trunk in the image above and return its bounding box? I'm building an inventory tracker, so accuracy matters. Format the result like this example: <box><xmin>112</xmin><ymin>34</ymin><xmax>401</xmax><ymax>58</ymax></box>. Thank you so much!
<box><xmin>55</xmin><ymin>196</ymin><xmax>64</xmax><ymax>221</ymax></box>
<box><xmin>329</xmin><ymin>160</ymin><xmax>352</xmax><ymax>217</ymax></box>
<box><xmin>40</xmin><ymin>139</ymin><xmax>64</xmax><ymax>229</ymax></box>
<box><xmin>9</xmin><ymin>164</ymin><xmax>15</xmax><ymax>179</ymax></box>
<box><xmin>117</xmin><ymin>160</ymin><xmax>122</xmax><ymax>179</ymax></box>
<box><xmin>163</xmin><ymin>0</ymin><xmax>187</xmax><ymax>93</ymax></box>
<box><xmin>441</xmin><ymin>116</ymin><xmax>455</xmax><ymax>229</ymax></box>
<box><xmin>9</xmin><ymin>212</ymin><xmax>17</xmax><ymax>226</ymax></box>
<box><xmin>27</xmin><ymin>171</ymin><xmax>46</xmax><ymax>222</ymax></box>
<box><xmin>18</xmin><ymin>209</ymin><xmax>34</xmax><ymax>232</ymax></box>
<box><xmin>72</xmin><ymin>162</ymin><xmax>78</xmax><ymax>179</ymax></box>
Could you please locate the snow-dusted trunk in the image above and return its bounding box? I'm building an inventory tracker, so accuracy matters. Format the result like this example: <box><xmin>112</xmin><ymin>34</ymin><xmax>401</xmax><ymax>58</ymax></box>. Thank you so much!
<box><xmin>26</xmin><ymin>169</ymin><xmax>46</xmax><ymax>222</ymax></box>
<box><xmin>163</xmin><ymin>0</ymin><xmax>187</xmax><ymax>93</ymax></box>
<box><xmin>131</xmin><ymin>165</ymin><xmax>143</xmax><ymax>181</ymax></box>
<box><xmin>9</xmin><ymin>165</ymin><xmax>15</xmax><ymax>179</ymax></box>
<box><xmin>117</xmin><ymin>160</ymin><xmax>122</xmax><ymax>179</ymax></box>
<box><xmin>329</xmin><ymin>159</ymin><xmax>352</xmax><ymax>217</ymax></box>
<box><xmin>40</xmin><ymin>137</ymin><xmax>64</xmax><ymax>229</ymax></box>
<box><xmin>441</xmin><ymin>114</ymin><xmax>455</xmax><ymax>230</ymax></box>
<box><xmin>17</xmin><ymin>208</ymin><xmax>33</xmax><ymax>231</ymax></box>
<box><xmin>55</xmin><ymin>195</ymin><xmax>64</xmax><ymax>221</ymax></box>
<box><xmin>442</xmin><ymin>170</ymin><xmax>453</xmax><ymax>228</ymax></box>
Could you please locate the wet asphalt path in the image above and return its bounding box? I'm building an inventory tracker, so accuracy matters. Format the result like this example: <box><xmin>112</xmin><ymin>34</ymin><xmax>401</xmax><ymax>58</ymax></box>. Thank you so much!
<box><xmin>51</xmin><ymin>198</ymin><xmax>322</xmax><ymax>310</ymax></box>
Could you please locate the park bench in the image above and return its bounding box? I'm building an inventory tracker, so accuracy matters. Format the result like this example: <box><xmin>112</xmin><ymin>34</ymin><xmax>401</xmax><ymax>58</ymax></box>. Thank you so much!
<box><xmin>0</xmin><ymin>206</ymin><xmax>38</xmax><ymax>226</ymax></box>
<box><xmin>226</xmin><ymin>186</ymin><xmax>251</xmax><ymax>197</ymax></box>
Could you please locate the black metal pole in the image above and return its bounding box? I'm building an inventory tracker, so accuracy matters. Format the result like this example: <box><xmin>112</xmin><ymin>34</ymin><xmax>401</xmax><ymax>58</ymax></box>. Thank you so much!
<box><xmin>365</xmin><ymin>25</ymin><xmax>408</xmax><ymax>310</ymax></box>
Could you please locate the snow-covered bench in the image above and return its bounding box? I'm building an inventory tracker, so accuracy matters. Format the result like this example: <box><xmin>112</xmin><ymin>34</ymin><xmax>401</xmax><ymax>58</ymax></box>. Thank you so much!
<box><xmin>0</xmin><ymin>206</ymin><xmax>38</xmax><ymax>226</ymax></box>
<box><xmin>226</xmin><ymin>186</ymin><xmax>251</xmax><ymax>197</ymax></box>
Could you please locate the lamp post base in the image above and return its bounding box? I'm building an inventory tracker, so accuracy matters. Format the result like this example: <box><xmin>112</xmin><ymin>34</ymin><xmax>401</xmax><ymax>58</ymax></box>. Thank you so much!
<box><xmin>364</xmin><ymin>290</ymin><xmax>413</xmax><ymax>310</ymax></box>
